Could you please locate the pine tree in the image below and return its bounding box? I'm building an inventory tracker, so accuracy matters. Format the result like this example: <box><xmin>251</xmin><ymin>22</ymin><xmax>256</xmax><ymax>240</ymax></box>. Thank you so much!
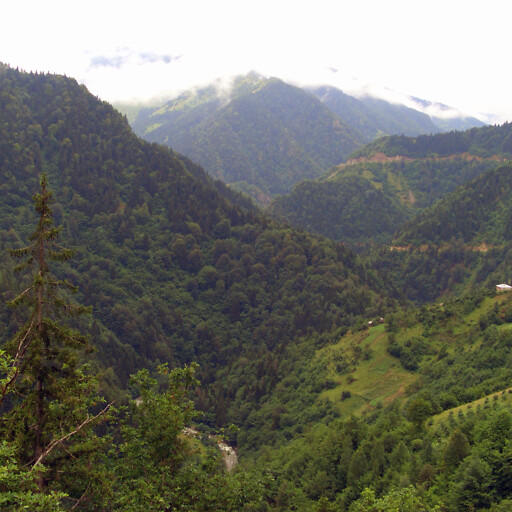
<box><xmin>0</xmin><ymin>174</ymin><xmax>111</xmax><ymax>506</ymax></box>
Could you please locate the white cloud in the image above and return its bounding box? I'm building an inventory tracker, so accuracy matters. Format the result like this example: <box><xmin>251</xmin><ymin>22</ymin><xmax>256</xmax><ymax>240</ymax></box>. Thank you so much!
<box><xmin>1</xmin><ymin>0</ymin><xmax>512</xmax><ymax>122</ymax></box>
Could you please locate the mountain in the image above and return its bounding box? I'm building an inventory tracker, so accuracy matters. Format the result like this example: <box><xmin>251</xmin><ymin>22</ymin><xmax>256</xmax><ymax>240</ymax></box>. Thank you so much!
<box><xmin>308</xmin><ymin>85</ymin><xmax>440</xmax><ymax>141</ymax></box>
<box><xmin>129</xmin><ymin>74</ymin><xmax>487</xmax><ymax>205</ymax></box>
<box><xmin>270</xmin><ymin>171</ymin><xmax>412</xmax><ymax>245</ymax></box>
<box><xmin>3</xmin><ymin>64</ymin><xmax>512</xmax><ymax>512</ymax></box>
<box><xmin>365</xmin><ymin>162</ymin><xmax>512</xmax><ymax>303</ymax></box>
<box><xmin>351</xmin><ymin>122</ymin><xmax>512</xmax><ymax>160</ymax></box>
<box><xmin>131</xmin><ymin>74</ymin><xmax>364</xmax><ymax>203</ymax></box>
<box><xmin>394</xmin><ymin>163</ymin><xmax>512</xmax><ymax>246</ymax></box>
<box><xmin>249</xmin><ymin>289</ymin><xmax>512</xmax><ymax>511</ymax></box>
<box><xmin>0</xmin><ymin>65</ymin><xmax>392</xmax><ymax>449</ymax></box>
<box><xmin>407</xmin><ymin>95</ymin><xmax>487</xmax><ymax>131</ymax></box>
<box><xmin>270</xmin><ymin>126</ymin><xmax>508</xmax><ymax>245</ymax></box>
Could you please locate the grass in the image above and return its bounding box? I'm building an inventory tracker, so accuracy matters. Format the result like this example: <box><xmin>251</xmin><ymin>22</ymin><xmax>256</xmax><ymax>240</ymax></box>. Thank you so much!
<box><xmin>316</xmin><ymin>292</ymin><xmax>512</xmax><ymax>421</ymax></box>
<box><xmin>318</xmin><ymin>323</ymin><xmax>417</xmax><ymax>417</ymax></box>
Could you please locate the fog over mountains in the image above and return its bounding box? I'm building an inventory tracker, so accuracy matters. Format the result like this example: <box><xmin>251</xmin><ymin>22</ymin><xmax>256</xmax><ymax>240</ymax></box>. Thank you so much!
<box><xmin>123</xmin><ymin>73</ymin><xmax>485</xmax><ymax>204</ymax></box>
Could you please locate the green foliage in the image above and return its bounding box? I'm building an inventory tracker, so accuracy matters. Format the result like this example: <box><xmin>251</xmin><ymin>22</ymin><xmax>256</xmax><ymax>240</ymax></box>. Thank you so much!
<box><xmin>271</xmin><ymin>123</ymin><xmax>510</xmax><ymax>252</ymax></box>
<box><xmin>243</xmin><ymin>293</ymin><xmax>512</xmax><ymax>511</ymax></box>
<box><xmin>3</xmin><ymin>65</ymin><xmax>512</xmax><ymax>512</ymax></box>
<box><xmin>0</xmin><ymin>175</ymin><xmax>110</xmax><ymax>507</ymax></box>
<box><xmin>271</xmin><ymin>173</ymin><xmax>409</xmax><ymax>245</ymax></box>
<box><xmin>406</xmin><ymin>398</ymin><xmax>433</xmax><ymax>430</ymax></box>
<box><xmin>271</xmin><ymin>152</ymin><xmax>499</xmax><ymax>246</ymax></box>
<box><xmin>395</xmin><ymin>163</ymin><xmax>512</xmax><ymax>246</ymax></box>
<box><xmin>348</xmin><ymin>486</ymin><xmax>439</xmax><ymax>512</ymax></box>
<box><xmin>444</xmin><ymin>429</ymin><xmax>470</xmax><ymax>471</ymax></box>
<box><xmin>0</xmin><ymin>177</ymin><xmax>263</xmax><ymax>509</ymax></box>
<box><xmin>107</xmin><ymin>363</ymin><xmax>264</xmax><ymax>511</ymax></box>
<box><xmin>0</xmin><ymin>441</ymin><xmax>66</xmax><ymax>512</ymax></box>
<box><xmin>0</xmin><ymin>66</ymin><xmax>393</xmax><ymax>458</ymax></box>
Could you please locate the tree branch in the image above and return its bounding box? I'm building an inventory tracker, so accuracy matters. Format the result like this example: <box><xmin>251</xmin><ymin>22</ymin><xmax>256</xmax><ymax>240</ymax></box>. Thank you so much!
<box><xmin>0</xmin><ymin>316</ymin><xmax>36</xmax><ymax>407</ymax></box>
<box><xmin>31</xmin><ymin>401</ymin><xmax>114</xmax><ymax>470</ymax></box>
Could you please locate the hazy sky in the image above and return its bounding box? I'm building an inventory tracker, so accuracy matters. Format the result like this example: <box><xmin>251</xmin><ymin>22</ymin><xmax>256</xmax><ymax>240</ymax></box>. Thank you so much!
<box><xmin>1</xmin><ymin>0</ymin><xmax>511</xmax><ymax>122</ymax></box>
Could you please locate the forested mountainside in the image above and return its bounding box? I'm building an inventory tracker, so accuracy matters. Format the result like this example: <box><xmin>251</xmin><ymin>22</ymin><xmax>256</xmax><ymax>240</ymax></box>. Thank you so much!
<box><xmin>365</xmin><ymin>163</ymin><xmax>512</xmax><ymax>304</ymax></box>
<box><xmin>351</xmin><ymin>122</ymin><xmax>512</xmax><ymax>160</ymax></box>
<box><xmin>271</xmin><ymin>126</ymin><xmax>512</xmax><ymax>303</ymax></box>
<box><xmin>270</xmin><ymin>172</ymin><xmax>411</xmax><ymax>245</ymax></box>
<box><xmin>2</xmin><ymin>65</ymin><xmax>512</xmax><ymax>512</ymax></box>
<box><xmin>308</xmin><ymin>86</ymin><xmax>440</xmax><ymax>141</ymax></box>
<box><xmin>247</xmin><ymin>291</ymin><xmax>512</xmax><ymax>512</ymax></box>
<box><xmin>131</xmin><ymin>74</ymin><xmax>363</xmax><ymax>203</ymax></box>
<box><xmin>129</xmin><ymin>73</ymin><xmax>484</xmax><ymax>205</ymax></box>
<box><xmin>0</xmin><ymin>65</ymin><xmax>392</xmax><ymax>446</ymax></box>
<box><xmin>270</xmin><ymin>147</ymin><xmax>502</xmax><ymax>245</ymax></box>
<box><xmin>395</xmin><ymin>163</ymin><xmax>512</xmax><ymax>246</ymax></box>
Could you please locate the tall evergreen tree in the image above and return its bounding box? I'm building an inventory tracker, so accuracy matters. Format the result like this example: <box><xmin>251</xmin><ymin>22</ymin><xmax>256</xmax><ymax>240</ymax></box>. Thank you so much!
<box><xmin>0</xmin><ymin>174</ymin><xmax>111</xmax><ymax>507</ymax></box>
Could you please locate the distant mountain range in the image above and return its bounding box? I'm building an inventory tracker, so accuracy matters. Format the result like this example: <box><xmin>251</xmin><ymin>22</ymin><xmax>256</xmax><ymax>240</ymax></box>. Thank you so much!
<box><xmin>130</xmin><ymin>74</ymin><xmax>361</xmax><ymax>203</ymax></box>
<box><xmin>125</xmin><ymin>73</ymin><xmax>485</xmax><ymax>203</ymax></box>
<box><xmin>406</xmin><ymin>95</ymin><xmax>487</xmax><ymax>132</ymax></box>
<box><xmin>307</xmin><ymin>85</ymin><xmax>439</xmax><ymax>140</ymax></box>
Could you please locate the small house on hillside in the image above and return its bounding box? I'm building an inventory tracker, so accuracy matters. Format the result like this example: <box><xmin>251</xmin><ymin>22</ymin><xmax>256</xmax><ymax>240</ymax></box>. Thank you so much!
<box><xmin>496</xmin><ymin>283</ymin><xmax>512</xmax><ymax>292</ymax></box>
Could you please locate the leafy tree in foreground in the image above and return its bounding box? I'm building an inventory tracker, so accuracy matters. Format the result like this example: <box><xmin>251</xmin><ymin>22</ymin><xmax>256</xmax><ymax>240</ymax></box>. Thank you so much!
<box><xmin>108</xmin><ymin>362</ymin><xmax>265</xmax><ymax>512</ymax></box>
<box><xmin>0</xmin><ymin>174</ymin><xmax>111</xmax><ymax>508</ymax></box>
<box><xmin>348</xmin><ymin>486</ymin><xmax>440</xmax><ymax>512</ymax></box>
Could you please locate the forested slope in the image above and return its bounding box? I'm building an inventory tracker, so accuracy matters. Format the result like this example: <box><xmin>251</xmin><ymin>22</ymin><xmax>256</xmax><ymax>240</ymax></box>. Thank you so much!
<box><xmin>270</xmin><ymin>122</ymin><xmax>512</xmax><ymax>246</ymax></box>
<box><xmin>367</xmin><ymin>163</ymin><xmax>512</xmax><ymax>303</ymax></box>
<box><xmin>248</xmin><ymin>291</ymin><xmax>512</xmax><ymax>511</ymax></box>
<box><xmin>270</xmin><ymin>152</ymin><xmax>500</xmax><ymax>245</ymax></box>
<box><xmin>394</xmin><ymin>163</ymin><xmax>512</xmax><ymax>245</ymax></box>
<box><xmin>351</xmin><ymin>123</ymin><xmax>512</xmax><ymax>160</ymax></box>
<box><xmin>2</xmin><ymin>64</ymin><xmax>512</xmax><ymax>512</ymax></box>
<box><xmin>0</xmin><ymin>65</ymin><xmax>392</xmax><ymax>450</ymax></box>
<box><xmin>132</xmin><ymin>75</ymin><xmax>364</xmax><ymax>203</ymax></box>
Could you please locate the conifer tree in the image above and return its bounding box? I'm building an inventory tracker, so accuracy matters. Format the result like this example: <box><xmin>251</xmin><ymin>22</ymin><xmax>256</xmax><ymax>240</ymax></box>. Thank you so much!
<box><xmin>0</xmin><ymin>174</ymin><xmax>111</xmax><ymax>506</ymax></box>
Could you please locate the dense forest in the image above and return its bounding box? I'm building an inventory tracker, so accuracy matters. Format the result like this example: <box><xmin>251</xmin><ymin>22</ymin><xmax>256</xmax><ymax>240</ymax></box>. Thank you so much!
<box><xmin>270</xmin><ymin>121</ymin><xmax>512</xmax><ymax>253</ymax></box>
<box><xmin>246</xmin><ymin>291</ymin><xmax>512</xmax><ymax>511</ymax></box>
<box><xmin>394</xmin><ymin>163</ymin><xmax>512</xmax><ymax>246</ymax></box>
<box><xmin>365</xmin><ymin>162</ymin><xmax>512</xmax><ymax>304</ymax></box>
<box><xmin>271</xmin><ymin>172</ymin><xmax>410</xmax><ymax>245</ymax></box>
<box><xmin>270</xmin><ymin>153</ymin><xmax>500</xmax><ymax>245</ymax></box>
<box><xmin>2</xmin><ymin>64</ymin><xmax>512</xmax><ymax>511</ymax></box>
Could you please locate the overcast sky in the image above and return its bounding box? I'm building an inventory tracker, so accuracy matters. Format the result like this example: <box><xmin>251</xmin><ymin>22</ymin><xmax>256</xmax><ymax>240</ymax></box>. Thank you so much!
<box><xmin>1</xmin><ymin>0</ymin><xmax>511</xmax><ymax>123</ymax></box>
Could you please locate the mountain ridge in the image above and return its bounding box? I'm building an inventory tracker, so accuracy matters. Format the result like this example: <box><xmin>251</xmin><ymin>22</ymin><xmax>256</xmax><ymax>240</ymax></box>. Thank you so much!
<box><xmin>3</xmin><ymin>64</ymin><xmax>512</xmax><ymax>512</ymax></box>
<box><xmin>132</xmin><ymin>75</ymin><xmax>364</xmax><ymax>203</ymax></box>
<box><xmin>270</xmin><ymin>123</ymin><xmax>512</xmax><ymax>246</ymax></box>
<box><xmin>126</xmin><ymin>73</ymin><xmax>486</xmax><ymax>204</ymax></box>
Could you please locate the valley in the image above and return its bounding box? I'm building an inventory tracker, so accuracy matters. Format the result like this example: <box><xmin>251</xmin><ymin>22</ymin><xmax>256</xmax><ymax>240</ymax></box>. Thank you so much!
<box><xmin>1</xmin><ymin>64</ymin><xmax>512</xmax><ymax>511</ymax></box>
